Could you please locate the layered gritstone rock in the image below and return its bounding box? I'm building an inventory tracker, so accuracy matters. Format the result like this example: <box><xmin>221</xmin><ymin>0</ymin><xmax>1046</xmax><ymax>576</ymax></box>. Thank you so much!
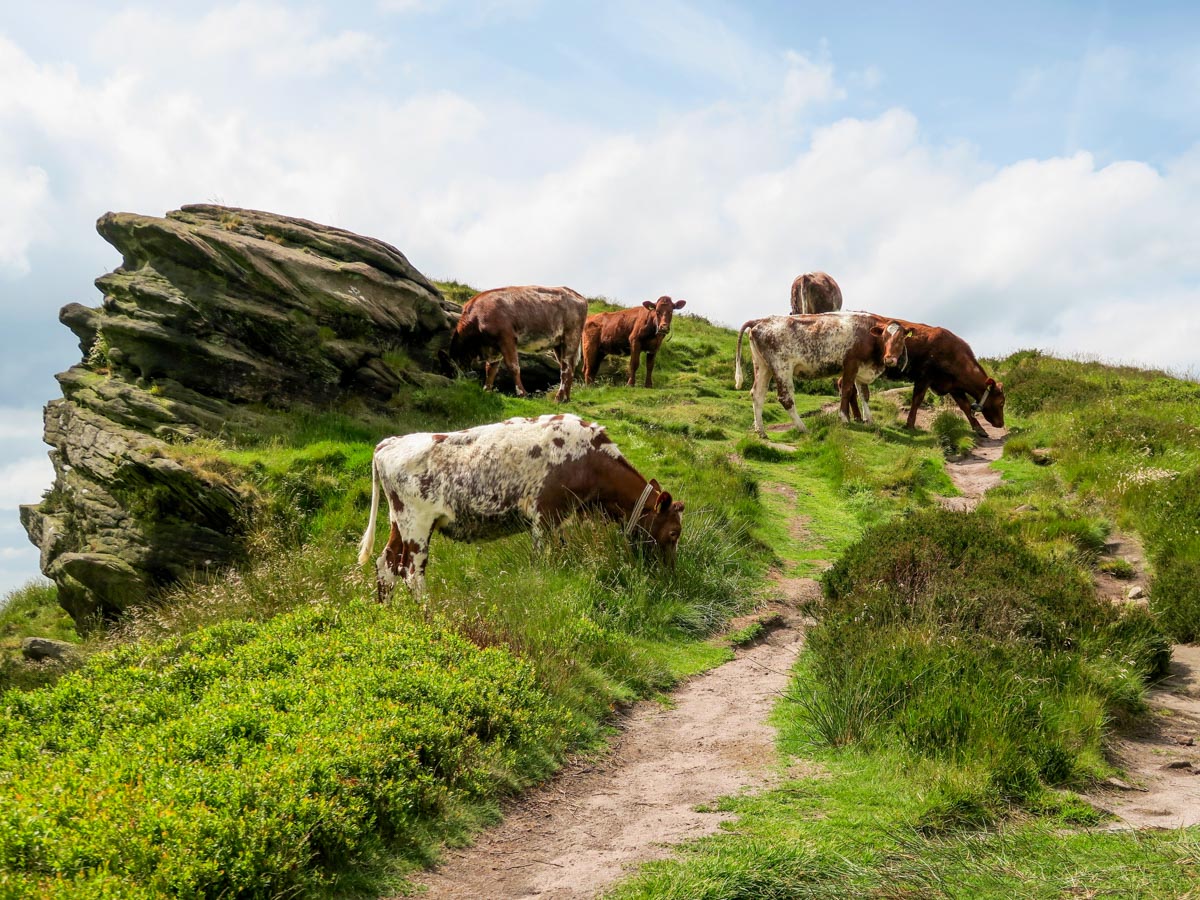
<box><xmin>21</xmin><ymin>204</ymin><xmax>457</xmax><ymax>627</ymax></box>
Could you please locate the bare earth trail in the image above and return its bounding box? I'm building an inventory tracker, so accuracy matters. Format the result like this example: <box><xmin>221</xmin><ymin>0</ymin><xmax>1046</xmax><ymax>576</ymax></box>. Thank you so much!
<box><xmin>409</xmin><ymin>599</ymin><xmax>810</xmax><ymax>899</ymax></box>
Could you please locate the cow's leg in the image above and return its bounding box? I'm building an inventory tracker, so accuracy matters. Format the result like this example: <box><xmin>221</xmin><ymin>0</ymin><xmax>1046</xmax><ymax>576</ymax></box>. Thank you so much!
<box><xmin>376</xmin><ymin>522</ymin><xmax>405</xmax><ymax>602</ymax></box>
<box><xmin>838</xmin><ymin>363</ymin><xmax>861</xmax><ymax>423</ymax></box>
<box><xmin>499</xmin><ymin>334</ymin><xmax>525</xmax><ymax>397</ymax></box>
<box><xmin>856</xmin><ymin>380</ymin><xmax>874</xmax><ymax>424</ymax></box>
<box><xmin>555</xmin><ymin>342</ymin><xmax>573</xmax><ymax>402</ymax></box>
<box><xmin>400</xmin><ymin>531</ymin><xmax>432</xmax><ymax>597</ymax></box>
<box><xmin>951</xmin><ymin>390</ymin><xmax>988</xmax><ymax>436</ymax></box>
<box><xmin>484</xmin><ymin>357</ymin><xmax>501</xmax><ymax>391</ymax></box>
<box><xmin>583</xmin><ymin>333</ymin><xmax>603</xmax><ymax>386</ymax></box>
<box><xmin>749</xmin><ymin>344</ymin><xmax>770</xmax><ymax>436</ymax></box>
<box><xmin>643</xmin><ymin>349</ymin><xmax>657</xmax><ymax>388</ymax></box>
<box><xmin>626</xmin><ymin>339</ymin><xmax>641</xmax><ymax>387</ymax></box>
<box><xmin>906</xmin><ymin>380</ymin><xmax>929</xmax><ymax>429</ymax></box>
<box><xmin>775</xmin><ymin>365</ymin><xmax>808</xmax><ymax>433</ymax></box>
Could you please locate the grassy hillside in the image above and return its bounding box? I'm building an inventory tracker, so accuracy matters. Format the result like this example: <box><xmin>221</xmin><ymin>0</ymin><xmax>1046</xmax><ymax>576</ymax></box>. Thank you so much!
<box><xmin>2</xmin><ymin>309</ymin><xmax>1197</xmax><ymax>898</ymax></box>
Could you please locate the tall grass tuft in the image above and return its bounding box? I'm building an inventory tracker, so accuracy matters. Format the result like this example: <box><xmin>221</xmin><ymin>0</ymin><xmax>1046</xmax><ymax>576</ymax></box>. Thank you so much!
<box><xmin>797</xmin><ymin>509</ymin><xmax>1168</xmax><ymax>828</ymax></box>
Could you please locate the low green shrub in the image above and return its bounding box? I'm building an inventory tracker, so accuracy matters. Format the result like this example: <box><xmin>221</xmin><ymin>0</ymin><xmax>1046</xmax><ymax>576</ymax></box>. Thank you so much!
<box><xmin>0</xmin><ymin>600</ymin><xmax>580</xmax><ymax>898</ymax></box>
<box><xmin>931</xmin><ymin>409</ymin><xmax>976</xmax><ymax>457</ymax></box>
<box><xmin>800</xmin><ymin>509</ymin><xmax>1167</xmax><ymax>825</ymax></box>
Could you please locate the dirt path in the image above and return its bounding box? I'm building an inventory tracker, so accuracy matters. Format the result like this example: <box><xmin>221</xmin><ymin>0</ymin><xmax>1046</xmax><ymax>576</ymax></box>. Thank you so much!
<box><xmin>409</xmin><ymin>599</ymin><xmax>809</xmax><ymax>899</ymax></box>
<box><xmin>1085</xmin><ymin>534</ymin><xmax>1200</xmax><ymax>829</ymax></box>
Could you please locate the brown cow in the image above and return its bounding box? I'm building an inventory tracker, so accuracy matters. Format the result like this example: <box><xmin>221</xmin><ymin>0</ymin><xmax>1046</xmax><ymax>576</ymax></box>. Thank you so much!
<box><xmin>445</xmin><ymin>286</ymin><xmax>588</xmax><ymax>402</ymax></box>
<box><xmin>582</xmin><ymin>296</ymin><xmax>687</xmax><ymax>387</ymax></box>
<box><xmin>734</xmin><ymin>313</ymin><xmax>907</xmax><ymax>435</ymax></box>
<box><xmin>358</xmin><ymin>414</ymin><xmax>685</xmax><ymax>597</ymax></box>
<box><xmin>848</xmin><ymin>319</ymin><xmax>1005</xmax><ymax>435</ymax></box>
<box><xmin>789</xmin><ymin>271</ymin><xmax>843</xmax><ymax>315</ymax></box>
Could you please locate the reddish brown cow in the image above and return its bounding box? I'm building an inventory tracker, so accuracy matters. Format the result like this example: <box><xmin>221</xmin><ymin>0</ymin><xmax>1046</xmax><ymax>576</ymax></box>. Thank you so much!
<box><xmin>446</xmin><ymin>286</ymin><xmax>588</xmax><ymax>402</ymax></box>
<box><xmin>848</xmin><ymin>319</ymin><xmax>1006</xmax><ymax>435</ymax></box>
<box><xmin>582</xmin><ymin>296</ymin><xmax>687</xmax><ymax>388</ymax></box>
<box><xmin>358</xmin><ymin>414</ymin><xmax>685</xmax><ymax>597</ymax></box>
<box><xmin>789</xmin><ymin>271</ymin><xmax>843</xmax><ymax>315</ymax></box>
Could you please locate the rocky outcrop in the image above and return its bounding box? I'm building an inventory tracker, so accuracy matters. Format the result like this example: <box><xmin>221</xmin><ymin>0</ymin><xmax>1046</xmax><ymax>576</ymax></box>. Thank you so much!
<box><xmin>21</xmin><ymin>205</ymin><xmax>458</xmax><ymax>627</ymax></box>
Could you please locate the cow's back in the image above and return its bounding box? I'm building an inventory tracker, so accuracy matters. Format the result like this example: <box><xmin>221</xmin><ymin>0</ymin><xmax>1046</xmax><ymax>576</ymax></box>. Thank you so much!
<box><xmin>753</xmin><ymin>313</ymin><xmax>873</xmax><ymax>378</ymax></box>
<box><xmin>461</xmin><ymin>286</ymin><xmax>588</xmax><ymax>343</ymax></box>
<box><xmin>376</xmin><ymin>415</ymin><xmax>617</xmax><ymax>532</ymax></box>
<box><xmin>586</xmin><ymin>307</ymin><xmax>652</xmax><ymax>351</ymax></box>
<box><xmin>790</xmin><ymin>272</ymin><xmax>843</xmax><ymax>315</ymax></box>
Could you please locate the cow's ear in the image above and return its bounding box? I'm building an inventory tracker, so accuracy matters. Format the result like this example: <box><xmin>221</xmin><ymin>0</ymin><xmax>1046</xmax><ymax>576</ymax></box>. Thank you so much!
<box><xmin>671</xmin><ymin>500</ymin><xmax>685</xmax><ymax>513</ymax></box>
<box><xmin>656</xmin><ymin>492</ymin><xmax>673</xmax><ymax>513</ymax></box>
<box><xmin>673</xmin><ymin>299</ymin><xmax>687</xmax><ymax>309</ymax></box>
<box><xmin>870</xmin><ymin>325</ymin><xmax>884</xmax><ymax>336</ymax></box>
<box><xmin>649</xmin><ymin>478</ymin><xmax>661</xmax><ymax>491</ymax></box>
<box><xmin>996</xmin><ymin>381</ymin><xmax>1004</xmax><ymax>391</ymax></box>
<box><xmin>642</xmin><ymin>300</ymin><xmax>656</xmax><ymax>310</ymax></box>
<box><xmin>986</xmin><ymin>377</ymin><xmax>996</xmax><ymax>387</ymax></box>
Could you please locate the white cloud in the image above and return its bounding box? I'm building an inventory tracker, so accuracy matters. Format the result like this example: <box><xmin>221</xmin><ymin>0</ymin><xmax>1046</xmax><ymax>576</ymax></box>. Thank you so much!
<box><xmin>93</xmin><ymin>3</ymin><xmax>384</xmax><ymax>79</ymax></box>
<box><xmin>0</xmin><ymin>455</ymin><xmax>52</xmax><ymax>508</ymax></box>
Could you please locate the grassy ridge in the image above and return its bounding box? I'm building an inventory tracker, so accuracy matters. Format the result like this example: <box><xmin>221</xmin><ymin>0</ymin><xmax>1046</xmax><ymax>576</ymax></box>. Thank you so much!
<box><xmin>4</xmin><ymin>313</ymin><xmax>1197</xmax><ymax>897</ymax></box>
<box><xmin>0</xmin><ymin>305</ymin><xmax>772</xmax><ymax>896</ymax></box>
<box><xmin>997</xmin><ymin>351</ymin><xmax>1200</xmax><ymax>640</ymax></box>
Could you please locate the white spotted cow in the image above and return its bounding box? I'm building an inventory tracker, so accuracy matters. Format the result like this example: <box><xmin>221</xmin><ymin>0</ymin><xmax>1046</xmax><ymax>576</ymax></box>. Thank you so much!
<box><xmin>357</xmin><ymin>414</ymin><xmax>685</xmax><ymax>598</ymax></box>
<box><xmin>734</xmin><ymin>312</ymin><xmax>908</xmax><ymax>435</ymax></box>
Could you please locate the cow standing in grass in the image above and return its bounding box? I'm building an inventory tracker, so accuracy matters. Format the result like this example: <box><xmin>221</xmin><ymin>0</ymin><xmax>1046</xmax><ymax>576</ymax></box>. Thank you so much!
<box><xmin>789</xmin><ymin>271</ymin><xmax>843</xmax><ymax>315</ymax></box>
<box><xmin>582</xmin><ymin>296</ymin><xmax>687</xmax><ymax>388</ymax></box>
<box><xmin>445</xmin><ymin>286</ymin><xmax>588</xmax><ymax>402</ymax></box>
<box><xmin>847</xmin><ymin>319</ymin><xmax>1006</xmax><ymax>436</ymax></box>
<box><xmin>734</xmin><ymin>313</ymin><xmax>908</xmax><ymax>435</ymax></box>
<box><xmin>358</xmin><ymin>414</ymin><xmax>685</xmax><ymax>598</ymax></box>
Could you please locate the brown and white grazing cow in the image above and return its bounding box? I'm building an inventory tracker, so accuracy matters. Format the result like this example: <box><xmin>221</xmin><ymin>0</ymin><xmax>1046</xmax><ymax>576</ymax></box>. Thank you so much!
<box><xmin>446</xmin><ymin>286</ymin><xmax>588</xmax><ymax>402</ymax></box>
<box><xmin>734</xmin><ymin>313</ymin><xmax>907</xmax><ymax>435</ymax></box>
<box><xmin>846</xmin><ymin>319</ymin><xmax>1005</xmax><ymax>435</ymax></box>
<box><xmin>789</xmin><ymin>271</ymin><xmax>843</xmax><ymax>315</ymax></box>
<box><xmin>582</xmin><ymin>296</ymin><xmax>687</xmax><ymax>387</ymax></box>
<box><xmin>357</xmin><ymin>414</ymin><xmax>685</xmax><ymax>598</ymax></box>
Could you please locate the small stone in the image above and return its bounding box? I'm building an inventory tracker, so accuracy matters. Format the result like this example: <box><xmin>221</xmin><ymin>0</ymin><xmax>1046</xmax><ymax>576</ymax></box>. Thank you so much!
<box><xmin>1101</xmin><ymin>776</ymin><xmax>1148</xmax><ymax>792</ymax></box>
<box><xmin>1127</xmin><ymin>585</ymin><xmax>1146</xmax><ymax>600</ymax></box>
<box><xmin>21</xmin><ymin>637</ymin><xmax>77</xmax><ymax>662</ymax></box>
<box><xmin>1031</xmin><ymin>448</ymin><xmax>1054</xmax><ymax>466</ymax></box>
<box><xmin>1161</xmin><ymin>760</ymin><xmax>1194</xmax><ymax>771</ymax></box>
<box><xmin>1176</xmin><ymin>737</ymin><xmax>1195</xmax><ymax>747</ymax></box>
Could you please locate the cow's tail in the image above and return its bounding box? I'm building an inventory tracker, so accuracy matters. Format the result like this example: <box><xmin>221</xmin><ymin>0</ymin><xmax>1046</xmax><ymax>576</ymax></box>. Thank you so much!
<box><xmin>734</xmin><ymin>320</ymin><xmax>754</xmax><ymax>390</ymax></box>
<box><xmin>357</xmin><ymin>454</ymin><xmax>380</xmax><ymax>565</ymax></box>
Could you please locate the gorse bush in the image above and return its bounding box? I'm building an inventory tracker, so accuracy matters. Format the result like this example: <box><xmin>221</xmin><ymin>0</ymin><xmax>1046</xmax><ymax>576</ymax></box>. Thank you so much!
<box><xmin>799</xmin><ymin>510</ymin><xmax>1168</xmax><ymax>826</ymax></box>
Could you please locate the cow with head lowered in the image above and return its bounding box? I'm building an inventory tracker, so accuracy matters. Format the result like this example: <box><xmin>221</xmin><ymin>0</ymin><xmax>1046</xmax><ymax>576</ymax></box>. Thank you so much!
<box><xmin>846</xmin><ymin>320</ymin><xmax>1005</xmax><ymax>436</ymax></box>
<box><xmin>583</xmin><ymin>295</ymin><xmax>687</xmax><ymax>388</ymax></box>
<box><xmin>443</xmin><ymin>286</ymin><xmax>588</xmax><ymax>402</ymax></box>
<box><xmin>735</xmin><ymin>313</ymin><xmax>907</xmax><ymax>435</ymax></box>
<box><xmin>357</xmin><ymin>414</ymin><xmax>685</xmax><ymax>598</ymax></box>
<box><xmin>789</xmin><ymin>271</ymin><xmax>843</xmax><ymax>315</ymax></box>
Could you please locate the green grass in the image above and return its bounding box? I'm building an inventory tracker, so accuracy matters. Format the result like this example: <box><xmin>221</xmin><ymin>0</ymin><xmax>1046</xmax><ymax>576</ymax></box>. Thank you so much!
<box><xmin>993</xmin><ymin>351</ymin><xmax>1200</xmax><ymax>640</ymax></box>
<box><xmin>8</xmin><ymin>306</ymin><xmax>1200</xmax><ymax>899</ymax></box>
<box><xmin>0</xmin><ymin>580</ymin><xmax>79</xmax><ymax>693</ymax></box>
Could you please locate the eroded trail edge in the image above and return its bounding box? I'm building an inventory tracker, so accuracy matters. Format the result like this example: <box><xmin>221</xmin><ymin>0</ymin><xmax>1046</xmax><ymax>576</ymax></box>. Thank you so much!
<box><xmin>410</xmin><ymin>610</ymin><xmax>807</xmax><ymax>899</ymax></box>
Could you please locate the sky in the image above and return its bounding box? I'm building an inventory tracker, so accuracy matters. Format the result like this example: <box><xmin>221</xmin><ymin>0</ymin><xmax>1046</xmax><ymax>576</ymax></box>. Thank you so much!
<box><xmin>1</xmin><ymin>1</ymin><xmax>1199</xmax><ymax>593</ymax></box>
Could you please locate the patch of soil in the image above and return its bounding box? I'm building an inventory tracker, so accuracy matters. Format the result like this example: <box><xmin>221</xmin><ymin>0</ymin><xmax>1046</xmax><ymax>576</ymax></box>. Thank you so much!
<box><xmin>1087</xmin><ymin>644</ymin><xmax>1200</xmax><ymax>829</ymax></box>
<box><xmin>937</xmin><ymin>426</ymin><xmax>1006</xmax><ymax>512</ymax></box>
<box><xmin>409</xmin><ymin>605</ymin><xmax>809</xmax><ymax>899</ymax></box>
<box><xmin>1094</xmin><ymin>531</ymin><xmax>1150</xmax><ymax>608</ymax></box>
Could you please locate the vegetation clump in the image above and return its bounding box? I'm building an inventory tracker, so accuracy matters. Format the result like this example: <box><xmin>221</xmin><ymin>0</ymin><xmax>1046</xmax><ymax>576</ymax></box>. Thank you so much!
<box><xmin>802</xmin><ymin>510</ymin><xmax>1168</xmax><ymax>826</ymax></box>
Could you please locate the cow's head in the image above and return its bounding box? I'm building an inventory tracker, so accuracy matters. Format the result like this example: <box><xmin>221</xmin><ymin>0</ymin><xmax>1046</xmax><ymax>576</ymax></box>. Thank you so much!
<box><xmin>641</xmin><ymin>296</ymin><xmax>687</xmax><ymax>336</ymax></box>
<box><xmin>636</xmin><ymin>479</ymin><xmax>685</xmax><ymax>567</ymax></box>
<box><xmin>871</xmin><ymin>320</ymin><xmax>908</xmax><ymax>369</ymax></box>
<box><xmin>974</xmin><ymin>377</ymin><xmax>1006</xmax><ymax>428</ymax></box>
